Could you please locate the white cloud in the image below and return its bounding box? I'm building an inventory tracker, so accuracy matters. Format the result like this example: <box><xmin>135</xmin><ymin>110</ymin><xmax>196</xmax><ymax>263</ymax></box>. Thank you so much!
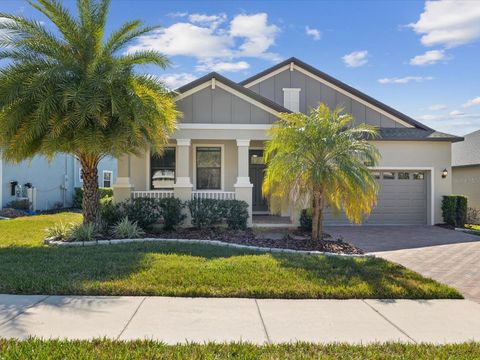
<box><xmin>449</xmin><ymin>110</ymin><xmax>465</xmax><ymax>117</ymax></box>
<box><xmin>188</xmin><ymin>13</ymin><xmax>226</xmax><ymax>30</ymax></box>
<box><xmin>196</xmin><ymin>60</ymin><xmax>250</xmax><ymax>73</ymax></box>
<box><xmin>409</xmin><ymin>49</ymin><xmax>446</xmax><ymax>66</ymax></box>
<box><xmin>157</xmin><ymin>73</ymin><xmax>197</xmax><ymax>90</ymax></box>
<box><xmin>127</xmin><ymin>13</ymin><xmax>280</xmax><ymax>61</ymax></box>
<box><xmin>409</xmin><ymin>0</ymin><xmax>480</xmax><ymax>48</ymax></box>
<box><xmin>342</xmin><ymin>50</ymin><xmax>368</xmax><ymax>68</ymax></box>
<box><xmin>428</xmin><ymin>104</ymin><xmax>448</xmax><ymax>111</ymax></box>
<box><xmin>378</xmin><ymin>76</ymin><xmax>433</xmax><ymax>84</ymax></box>
<box><xmin>418</xmin><ymin>114</ymin><xmax>438</xmax><ymax>121</ymax></box>
<box><xmin>229</xmin><ymin>13</ymin><xmax>280</xmax><ymax>60</ymax></box>
<box><xmin>463</xmin><ymin>96</ymin><xmax>480</xmax><ymax>108</ymax></box>
<box><xmin>305</xmin><ymin>26</ymin><xmax>321</xmax><ymax>40</ymax></box>
<box><xmin>417</xmin><ymin>110</ymin><xmax>480</xmax><ymax>135</ymax></box>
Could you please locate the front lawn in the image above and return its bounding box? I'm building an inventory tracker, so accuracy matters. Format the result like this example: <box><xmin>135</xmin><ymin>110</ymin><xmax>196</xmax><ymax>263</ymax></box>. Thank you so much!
<box><xmin>0</xmin><ymin>213</ymin><xmax>461</xmax><ymax>299</ymax></box>
<box><xmin>0</xmin><ymin>340</ymin><xmax>479</xmax><ymax>359</ymax></box>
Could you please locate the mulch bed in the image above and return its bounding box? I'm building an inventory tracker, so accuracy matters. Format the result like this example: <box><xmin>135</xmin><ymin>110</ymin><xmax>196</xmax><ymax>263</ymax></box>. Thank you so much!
<box><xmin>0</xmin><ymin>208</ymin><xmax>28</xmax><ymax>219</ymax></box>
<box><xmin>146</xmin><ymin>228</ymin><xmax>364</xmax><ymax>255</ymax></box>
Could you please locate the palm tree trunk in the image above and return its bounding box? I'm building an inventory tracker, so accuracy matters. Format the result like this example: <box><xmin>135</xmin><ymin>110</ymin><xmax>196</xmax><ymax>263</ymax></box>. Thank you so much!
<box><xmin>79</xmin><ymin>154</ymin><xmax>101</xmax><ymax>229</ymax></box>
<box><xmin>311</xmin><ymin>185</ymin><xmax>323</xmax><ymax>241</ymax></box>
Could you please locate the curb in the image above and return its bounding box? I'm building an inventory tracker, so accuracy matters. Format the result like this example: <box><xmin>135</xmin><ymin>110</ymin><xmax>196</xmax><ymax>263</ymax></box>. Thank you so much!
<box><xmin>45</xmin><ymin>237</ymin><xmax>369</xmax><ymax>258</ymax></box>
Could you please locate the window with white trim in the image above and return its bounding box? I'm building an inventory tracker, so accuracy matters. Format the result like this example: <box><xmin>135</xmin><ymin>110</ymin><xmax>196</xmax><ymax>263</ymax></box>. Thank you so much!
<box><xmin>151</xmin><ymin>147</ymin><xmax>176</xmax><ymax>189</ymax></box>
<box><xmin>196</xmin><ymin>147</ymin><xmax>221</xmax><ymax>190</ymax></box>
<box><xmin>283</xmin><ymin>88</ymin><xmax>301</xmax><ymax>112</ymax></box>
<box><xmin>102</xmin><ymin>171</ymin><xmax>113</xmax><ymax>187</ymax></box>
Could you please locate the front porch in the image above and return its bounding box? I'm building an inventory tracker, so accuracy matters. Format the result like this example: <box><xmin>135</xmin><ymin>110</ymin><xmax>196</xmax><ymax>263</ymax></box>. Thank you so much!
<box><xmin>113</xmin><ymin>138</ymin><xmax>295</xmax><ymax>227</ymax></box>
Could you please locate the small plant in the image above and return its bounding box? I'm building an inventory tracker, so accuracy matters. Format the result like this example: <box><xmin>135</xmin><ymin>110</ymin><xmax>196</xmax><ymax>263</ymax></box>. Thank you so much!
<box><xmin>101</xmin><ymin>196</ymin><xmax>123</xmax><ymax>227</ymax></box>
<box><xmin>69</xmin><ymin>223</ymin><xmax>96</xmax><ymax>242</ymax></box>
<box><xmin>159</xmin><ymin>197</ymin><xmax>185</xmax><ymax>230</ymax></box>
<box><xmin>111</xmin><ymin>217</ymin><xmax>145</xmax><ymax>239</ymax></box>
<box><xmin>224</xmin><ymin>200</ymin><xmax>249</xmax><ymax>230</ymax></box>
<box><xmin>299</xmin><ymin>209</ymin><xmax>313</xmax><ymax>231</ymax></box>
<box><xmin>118</xmin><ymin>197</ymin><xmax>162</xmax><ymax>229</ymax></box>
<box><xmin>45</xmin><ymin>222</ymin><xmax>73</xmax><ymax>241</ymax></box>
<box><xmin>73</xmin><ymin>187</ymin><xmax>114</xmax><ymax>209</ymax></box>
<box><xmin>7</xmin><ymin>199</ymin><xmax>30</xmax><ymax>210</ymax></box>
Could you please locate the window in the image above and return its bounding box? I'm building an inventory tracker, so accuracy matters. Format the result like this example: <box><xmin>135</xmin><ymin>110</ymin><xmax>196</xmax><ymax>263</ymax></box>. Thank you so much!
<box><xmin>250</xmin><ymin>150</ymin><xmax>264</xmax><ymax>165</ymax></box>
<box><xmin>283</xmin><ymin>88</ymin><xmax>301</xmax><ymax>112</ymax></box>
<box><xmin>102</xmin><ymin>171</ymin><xmax>113</xmax><ymax>187</ymax></box>
<box><xmin>383</xmin><ymin>171</ymin><xmax>395</xmax><ymax>180</ymax></box>
<box><xmin>151</xmin><ymin>147</ymin><xmax>175</xmax><ymax>189</ymax></box>
<box><xmin>398</xmin><ymin>172</ymin><xmax>410</xmax><ymax>180</ymax></box>
<box><xmin>413</xmin><ymin>172</ymin><xmax>425</xmax><ymax>180</ymax></box>
<box><xmin>79</xmin><ymin>168</ymin><xmax>83</xmax><ymax>183</ymax></box>
<box><xmin>196</xmin><ymin>147</ymin><xmax>221</xmax><ymax>189</ymax></box>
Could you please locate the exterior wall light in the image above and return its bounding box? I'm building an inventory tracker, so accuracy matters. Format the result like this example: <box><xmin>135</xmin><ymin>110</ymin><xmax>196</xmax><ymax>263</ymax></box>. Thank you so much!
<box><xmin>442</xmin><ymin>168</ymin><xmax>448</xmax><ymax>178</ymax></box>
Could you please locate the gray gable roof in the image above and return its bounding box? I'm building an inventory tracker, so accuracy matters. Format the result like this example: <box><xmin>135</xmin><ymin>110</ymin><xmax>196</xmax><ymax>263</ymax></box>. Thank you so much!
<box><xmin>452</xmin><ymin>130</ymin><xmax>480</xmax><ymax>166</ymax></box>
<box><xmin>377</xmin><ymin>128</ymin><xmax>463</xmax><ymax>142</ymax></box>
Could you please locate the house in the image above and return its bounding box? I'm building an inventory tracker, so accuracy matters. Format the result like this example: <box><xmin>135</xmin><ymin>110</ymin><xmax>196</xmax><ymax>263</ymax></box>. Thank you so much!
<box><xmin>0</xmin><ymin>154</ymin><xmax>117</xmax><ymax>211</ymax></box>
<box><xmin>113</xmin><ymin>57</ymin><xmax>462</xmax><ymax>226</ymax></box>
<box><xmin>452</xmin><ymin>129</ymin><xmax>480</xmax><ymax>209</ymax></box>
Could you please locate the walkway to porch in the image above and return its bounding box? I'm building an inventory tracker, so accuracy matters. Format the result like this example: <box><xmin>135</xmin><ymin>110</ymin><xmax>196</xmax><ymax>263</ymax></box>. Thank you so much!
<box><xmin>252</xmin><ymin>214</ymin><xmax>293</xmax><ymax>228</ymax></box>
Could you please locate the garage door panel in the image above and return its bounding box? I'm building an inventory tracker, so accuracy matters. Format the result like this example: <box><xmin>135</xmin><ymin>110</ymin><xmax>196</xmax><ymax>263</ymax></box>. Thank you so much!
<box><xmin>324</xmin><ymin>170</ymin><xmax>427</xmax><ymax>225</ymax></box>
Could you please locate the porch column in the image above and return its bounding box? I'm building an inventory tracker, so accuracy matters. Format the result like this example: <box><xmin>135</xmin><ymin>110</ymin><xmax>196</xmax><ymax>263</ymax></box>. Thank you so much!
<box><xmin>174</xmin><ymin>139</ymin><xmax>193</xmax><ymax>225</ymax></box>
<box><xmin>113</xmin><ymin>154</ymin><xmax>133</xmax><ymax>203</ymax></box>
<box><xmin>234</xmin><ymin>139</ymin><xmax>253</xmax><ymax>226</ymax></box>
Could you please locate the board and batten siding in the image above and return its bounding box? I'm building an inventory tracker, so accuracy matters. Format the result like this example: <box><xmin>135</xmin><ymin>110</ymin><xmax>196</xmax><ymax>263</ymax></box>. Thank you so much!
<box><xmin>248</xmin><ymin>69</ymin><xmax>404</xmax><ymax>128</ymax></box>
<box><xmin>176</xmin><ymin>86</ymin><xmax>278</xmax><ymax>124</ymax></box>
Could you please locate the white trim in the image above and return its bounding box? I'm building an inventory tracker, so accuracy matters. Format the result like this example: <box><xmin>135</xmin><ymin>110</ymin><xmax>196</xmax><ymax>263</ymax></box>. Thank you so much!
<box><xmin>147</xmin><ymin>145</ymin><xmax>178</xmax><ymax>190</ymax></box>
<box><xmin>175</xmin><ymin>81</ymin><xmax>210</xmax><ymax>101</ymax></box>
<box><xmin>192</xmin><ymin>144</ymin><xmax>225</xmax><ymax>191</ymax></box>
<box><xmin>102</xmin><ymin>170</ymin><xmax>113</xmax><ymax>188</ymax></box>
<box><xmin>211</xmin><ymin>78</ymin><xmax>216</xmax><ymax>89</ymax></box>
<box><xmin>178</xmin><ymin>123</ymin><xmax>272</xmax><ymax>130</ymax></box>
<box><xmin>176</xmin><ymin>138</ymin><xmax>191</xmax><ymax>146</ymax></box>
<box><xmin>243</xmin><ymin>64</ymin><xmax>291</xmax><ymax>87</ymax></box>
<box><xmin>236</xmin><ymin>139</ymin><xmax>251</xmax><ymax>147</ymax></box>
<box><xmin>370</xmin><ymin>166</ymin><xmax>435</xmax><ymax>225</ymax></box>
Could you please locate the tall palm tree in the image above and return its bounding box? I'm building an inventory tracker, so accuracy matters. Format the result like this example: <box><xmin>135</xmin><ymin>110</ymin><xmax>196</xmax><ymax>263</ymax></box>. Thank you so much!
<box><xmin>0</xmin><ymin>0</ymin><xmax>177</xmax><ymax>228</ymax></box>
<box><xmin>263</xmin><ymin>103</ymin><xmax>380</xmax><ymax>241</ymax></box>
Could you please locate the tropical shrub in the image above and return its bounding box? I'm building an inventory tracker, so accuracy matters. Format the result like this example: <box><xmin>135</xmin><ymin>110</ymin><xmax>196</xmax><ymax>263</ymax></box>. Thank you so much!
<box><xmin>299</xmin><ymin>209</ymin><xmax>313</xmax><ymax>231</ymax></box>
<box><xmin>442</xmin><ymin>195</ymin><xmax>468</xmax><ymax>227</ymax></box>
<box><xmin>187</xmin><ymin>199</ymin><xmax>224</xmax><ymax>228</ymax></box>
<box><xmin>73</xmin><ymin>187</ymin><xmax>113</xmax><ymax>209</ymax></box>
<box><xmin>119</xmin><ymin>198</ymin><xmax>162</xmax><ymax>230</ymax></box>
<box><xmin>69</xmin><ymin>223</ymin><xmax>96</xmax><ymax>242</ymax></box>
<box><xmin>100</xmin><ymin>196</ymin><xmax>123</xmax><ymax>228</ymax></box>
<box><xmin>45</xmin><ymin>222</ymin><xmax>73</xmax><ymax>241</ymax></box>
<box><xmin>158</xmin><ymin>198</ymin><xmax>185</xmax><ymax>230</ymax></box>
<box><xmin>111</xmin><ymin>217</ymin><xmax>145</xmax><ymax>239</ymax></box>
<box><xmin>223</xmin><ymin>200</ymin><xmax>249</xmax><ymax>230</ymax></box>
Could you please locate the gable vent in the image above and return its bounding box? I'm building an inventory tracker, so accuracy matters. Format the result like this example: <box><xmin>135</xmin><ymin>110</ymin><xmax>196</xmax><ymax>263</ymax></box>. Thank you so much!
<box><xmin>283</xmin><ymin>88</ymin><xmax>301</xmax><ymax>112</ymax></box>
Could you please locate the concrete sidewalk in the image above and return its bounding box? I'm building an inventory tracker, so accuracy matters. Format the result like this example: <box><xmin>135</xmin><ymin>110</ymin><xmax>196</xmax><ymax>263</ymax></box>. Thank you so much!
<box><xmin>1</xmin><ymin>295</ymin><xmax>480</xmax><ymax>344</ymax></box>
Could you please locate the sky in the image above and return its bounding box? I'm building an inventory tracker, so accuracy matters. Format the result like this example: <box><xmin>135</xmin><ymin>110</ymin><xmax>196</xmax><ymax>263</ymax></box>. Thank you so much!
<box><xmin>1</xmin><ymin>0</ymin><xmax>480</xmax><ymax>136</ymax></box>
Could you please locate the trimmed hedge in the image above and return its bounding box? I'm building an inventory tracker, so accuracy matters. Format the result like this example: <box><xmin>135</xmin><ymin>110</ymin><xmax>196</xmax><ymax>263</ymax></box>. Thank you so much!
<box><xmin>73</xmin><ymin>187</ymin><xmax>113</xmax><ymax>208</ymax></box>
<box><xmin>187</xmin><ymin>198</ymin><xmax>249</xmax><ymax>230</ymax></box>
<box><xmin>442</xmin><ymin>195</ymin><xmax>468</xmax><ymax>227</ymax></box>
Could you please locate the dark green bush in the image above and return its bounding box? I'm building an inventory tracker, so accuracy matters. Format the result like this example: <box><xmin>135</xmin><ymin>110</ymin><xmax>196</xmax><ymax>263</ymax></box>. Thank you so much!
<box><xmin>118</xmin><ymin>197</ymin><xmax>162</xmax><ymax>230</ymax></box>
<box><xmin>7</xmin><ymin>199</ymin><xmax>31</xmax><ymax>210</ymax></box>
<box><xmin>299</xmin><ymin>208</ymin><xmax>313</xmax><ymax>231</ymax></box>
<box><xmin>442</xmin><ymin>195</ymin><xmax>468</xmax><ymax>227</ymax></box>
<box><xmin>187</xmin><ymin>199</ymin><xmax>224</xmax><ymax>228</ymax></box>
<box><xmin>73</xmin><ymin>187</ymin><xmax>113</xmax><ymax>208</ymax></box>
<box><xmin>158</xmin><ymin>197</ymin><xmax>186</xmax><ymax>230</ymax></box>
<box><xmin>100</xmin><ymin>196</ymin><xmax>123</xmax><ymax>228</ymax></box>
<box><xmin>223</xmin><ymin>200</ymin><xmax>249</xmax><ymax>230</ymax></box>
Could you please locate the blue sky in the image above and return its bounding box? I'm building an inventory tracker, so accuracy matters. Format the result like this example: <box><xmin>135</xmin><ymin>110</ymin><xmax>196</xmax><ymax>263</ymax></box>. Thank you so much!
<box><xmin>2</xmin><ymin>0</ymin><xmax>480</xmax><ymax>135</ymax></box>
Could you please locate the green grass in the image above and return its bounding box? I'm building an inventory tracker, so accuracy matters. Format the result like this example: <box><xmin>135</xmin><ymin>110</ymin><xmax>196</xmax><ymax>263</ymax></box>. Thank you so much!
<box><xmin>0</xmin><ymin>339</ymin><xmax>479</xmax><ymax>359</ymax></box>
<box><xmin>0</xmin><ymin>213</ymin><xmax>462</xmax><ymax>299</ymax></box>
<box><xmin>466</xmin><ymin>224</ymin><xmax>480</xmax><ymax>234</ymax></box>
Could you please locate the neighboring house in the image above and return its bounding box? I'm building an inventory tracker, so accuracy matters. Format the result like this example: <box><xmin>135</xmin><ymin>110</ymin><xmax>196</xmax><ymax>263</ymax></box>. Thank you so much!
<box><xmin>0</xmin><ymin>154</ymin><xmax>117</xmax><ymax>210</ymax></box>
<box><xmin>452</xmin><ymin>129</ymin><xmax>480</xmax><ymax>209</ymax></box>
<box><xmin>113</xmin><ymin>57</ymin><xmax>461</xmax><ymax>226</ymax></box>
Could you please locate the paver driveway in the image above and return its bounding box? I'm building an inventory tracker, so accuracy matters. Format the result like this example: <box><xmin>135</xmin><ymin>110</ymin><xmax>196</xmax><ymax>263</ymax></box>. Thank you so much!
<box><xmin>326</xmin><ymin>226</ymin><xmax>480</xmax><ymax>303</ymax></box>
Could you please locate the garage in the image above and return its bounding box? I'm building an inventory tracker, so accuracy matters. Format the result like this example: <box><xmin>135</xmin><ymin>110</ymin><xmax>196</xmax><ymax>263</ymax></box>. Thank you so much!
<box><xmin>324</xmin><ymin>170</ymin><xmax>428</xmax><ymax>225</ymax></box>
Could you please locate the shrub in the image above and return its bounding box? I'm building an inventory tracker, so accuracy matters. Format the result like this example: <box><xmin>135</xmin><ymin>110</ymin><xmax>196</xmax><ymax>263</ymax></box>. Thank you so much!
<box><xmin>187</xmin><ymin>199</ymin><xmax>224</xmax><ymax>228</ymax></box>
<box><xmin>100</xmin><ymin>196</ymin><xmax>123</xmax><ymax>228</ymax></box>
<box><xmin>467</xmin><ymin>207</ymin><xmax>480</xmax><ymax>225</ymax></box>
<box><xmin>442</xmin><ymin>195</ymin><xmax>468</xmax><ymax>227</ymax></box>
<box><xmin>69</xmin><ymin>223</ymin><xmax>96</xmax><ymax>241</ymax></box>
<box><xmin>111</xmin><ymin>217</ymin><xmax>145</xmax><ymax>239</ymax></box>
<box><xmin>158</xmin><ymin>197</ymin><xmax>185</xmax><ymax>230</ymax></box>
<box><xmin>223</xmin><ymin>200</ymin><xmax>249</xmax><ymax>230</ymax></box>
<box><xmin>73</xmin><ymin>187</ymin><xmax>113</xmax><ymax>208</ymax></box>
<box><xmin>299</xmin><ymin>208</ymin><xmax>313</xmax><ymax>231</ymax></box>
<box><xmin>45</xmin><ymin>222</ymin><xmax>73</xmax><ymax>241</ymax></box>
<box><xmin>7</xmin><ymin>199</ymin><xmax>30</xmax><ymax>210</ymax></box>
<box><xmin>119</xmin><ymin>197</ymin><xmax>161</xmax><ymax>230</ymax></box>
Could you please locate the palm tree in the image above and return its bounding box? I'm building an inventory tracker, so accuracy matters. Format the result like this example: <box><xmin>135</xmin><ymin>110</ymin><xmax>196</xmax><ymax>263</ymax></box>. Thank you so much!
<box><xmin>263</xmin><ymin>103</ymin><xmax>380</xmax><ymax>241</ymax></box>
<box><xmin>0</xmin><ymin>0</ymin><xmax>177</xmax><ymax>228</ymax></box>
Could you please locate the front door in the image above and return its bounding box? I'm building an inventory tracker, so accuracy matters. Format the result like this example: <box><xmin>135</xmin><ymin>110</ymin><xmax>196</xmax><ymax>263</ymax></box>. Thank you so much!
<box><xmin>249</xmin><ymin>150</ymin><xmax>268</xmax><ymax>212</ymax></box>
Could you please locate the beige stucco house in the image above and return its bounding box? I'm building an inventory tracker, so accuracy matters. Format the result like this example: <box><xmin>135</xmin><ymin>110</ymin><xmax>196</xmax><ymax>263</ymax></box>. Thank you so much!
<box><xmin>113</xmin><ymin>58</ymin><xmax>461</xmax><ymax>226</ymax></box>
<box><xmin>453</xmin><ymin>130</ymin><xmax>480</xmax><ymax>209</ymax></box>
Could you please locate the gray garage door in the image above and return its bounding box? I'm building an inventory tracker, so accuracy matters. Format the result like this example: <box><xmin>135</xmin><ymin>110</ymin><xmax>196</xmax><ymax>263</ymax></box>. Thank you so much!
<box><xmin>324</xmin><ymin>170</ymin><xmax>428</xmax><ymax>225</ymax></box>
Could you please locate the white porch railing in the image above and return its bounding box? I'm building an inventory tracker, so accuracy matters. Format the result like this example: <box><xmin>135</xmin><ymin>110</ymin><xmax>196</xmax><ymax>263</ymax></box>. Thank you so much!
<box><xmin>191</xmin><ymin>191</ymin><xmax>236</xmax><ymax>200</ymax></box>
<box><xmin>131</xmin><ymin>190</ymin><xmax>174</xmax><ymax>199</ymax></box>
